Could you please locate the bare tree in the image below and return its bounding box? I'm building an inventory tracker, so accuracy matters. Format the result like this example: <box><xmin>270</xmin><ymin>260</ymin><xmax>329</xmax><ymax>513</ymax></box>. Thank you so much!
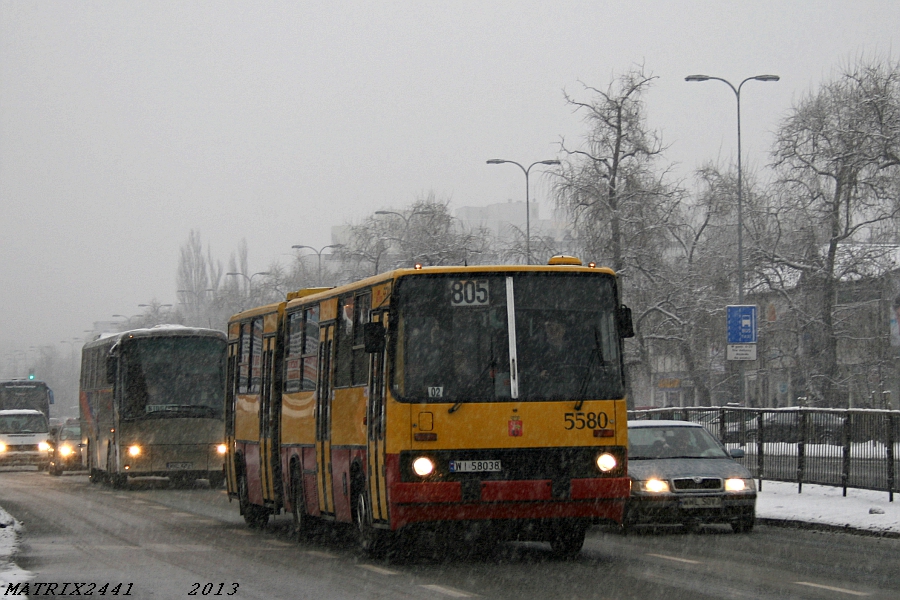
<box><xmin>760</xmin><ymin>56</ymin><xmax>900</xmax><ymax>406</ymax></box>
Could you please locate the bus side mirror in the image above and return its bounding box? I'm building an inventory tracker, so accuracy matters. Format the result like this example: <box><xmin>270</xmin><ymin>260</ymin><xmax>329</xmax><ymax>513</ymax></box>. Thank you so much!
<box><xmin>106</xmin><ymin>356</ymin><xmax>117</xmax><ymax>384</ymax></box>
<box><xmin>363</xmin><ymin>322</ymin><xmax>385</xmax><ymax>353</ymax></box>
<box><xmin>49</xmin><ymin>390</ymin><xmax>55</xmax><ymax>405</ymax></box>
<box><xmin>618</xmin><ymin>305</ymin><xmax>635</xmax><ymax>338</ymax></box>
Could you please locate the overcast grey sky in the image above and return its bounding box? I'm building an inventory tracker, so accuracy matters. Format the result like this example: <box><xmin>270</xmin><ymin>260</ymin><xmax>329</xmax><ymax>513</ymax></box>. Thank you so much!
<box><xmin>2</xmin><ymin>1</ymin><xmax>898</xmax><ymax>361</ymax></box>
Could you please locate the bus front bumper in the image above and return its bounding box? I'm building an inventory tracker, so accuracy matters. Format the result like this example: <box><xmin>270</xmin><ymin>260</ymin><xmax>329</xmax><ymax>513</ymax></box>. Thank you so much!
<box><xmin>388</xmin><ymin>477</ymin><xmax>629</xmax><ymax>530</ymax></box>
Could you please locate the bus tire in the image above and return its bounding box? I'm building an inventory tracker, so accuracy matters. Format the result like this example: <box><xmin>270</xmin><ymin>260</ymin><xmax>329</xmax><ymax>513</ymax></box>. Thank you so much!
<box><xmin>290</xmin><ymin>466</ymin><xmax>310</xmax><ymax>541</ymax></box>
<box><xmin>549</xmin><ymin>524</ymin><xmax>586</xmax><ymax>559</ymax></box>
<box><xmin>238</xmin><ymin>473</ymin><xmax>268</xmax><ymax>529</ymax></box>
<box><xmin>353</xmin><ymin>486</ymin><xmax>384</xmax><ymax>556</ymax></box>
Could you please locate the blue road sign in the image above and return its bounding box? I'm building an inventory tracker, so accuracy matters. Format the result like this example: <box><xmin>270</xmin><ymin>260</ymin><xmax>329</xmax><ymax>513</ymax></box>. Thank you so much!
<box><xmin>727</xmin><ymin>305</ymin><xmax>757</xmax><ymax>344</ymax></box>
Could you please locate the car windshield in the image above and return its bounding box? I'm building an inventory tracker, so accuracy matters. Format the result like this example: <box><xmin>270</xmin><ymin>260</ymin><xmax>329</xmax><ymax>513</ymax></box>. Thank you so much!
<box><xmin>628</xmin><ymin>425</ymin><xmax>729</xmax><ymax>459</ymax></box>
<box><xmin>58</xmin><ymin>425</ymin><xmax>80</xmax><ymax>440</ymax></box>
<box><xmin>0</xmin><ymin>413</ymin><xmax>49</xmax><ymax>434</ymax></box>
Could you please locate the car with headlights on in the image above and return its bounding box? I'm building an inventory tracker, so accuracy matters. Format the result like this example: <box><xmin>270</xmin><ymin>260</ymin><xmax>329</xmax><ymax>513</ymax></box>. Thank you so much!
<box><xmin>626</xmin><ymin>420</ymin><xmax>756</xmax><ymax>533</ymax></box>
<box><xmin>49</xmin><ymin>419</ymin><xmax>84</xmax><ymax>475</ymax></box>
<box><xmin>0</xmin><ymin>409</ymin><xmax>53</xmax><ymax>470</ymax></box>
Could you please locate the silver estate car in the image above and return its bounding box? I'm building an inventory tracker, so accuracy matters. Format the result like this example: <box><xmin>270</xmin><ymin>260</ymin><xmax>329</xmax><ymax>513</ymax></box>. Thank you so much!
<box><xmin>626</xmin><ymin>420</ymin><xmax>756</xmax><ymax>533</ymax></box>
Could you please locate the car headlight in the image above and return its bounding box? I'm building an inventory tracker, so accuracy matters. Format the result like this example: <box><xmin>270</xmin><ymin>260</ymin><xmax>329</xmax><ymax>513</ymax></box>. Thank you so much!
<box><xmin>128</xmin><ymin>445</ymin><xmax>141</xmax><ymax>457</ymax></box>
<box><xmin>596</xmin><ymin>452</ymin><xmax>617</xmax><ymax>472</ymax></box>
<box><xmin>217</xmin><ymin>444</ymin><xmax>227</xmax><ymax>455</ymax></box>
<box><xmin>638</xmin><ymin>478</ymin><xmax>671</xmax><ymax>493</ymax></box>
<box><xmin>58</xmin><ymin>444</ymin><xmax>75</xmax><ymax>457</ymax></box>
<box><xmin>412</xmin><ymin>456</ymin><xmax>435</xmax><ymax>477</ymax></box>
<box><xmin>39</xmin><ymin>441</ymin><xmax>52</xmax><ymax>452</ymax></box>
<box><xmin>725</xmin><ymin>478</ymin><xmax>755</xmax><ymax>492</ymax></box>
<box><xmin>0</xmin><ymin>442</ymin><xmax>6</xmax><ymax>453</ymax></box>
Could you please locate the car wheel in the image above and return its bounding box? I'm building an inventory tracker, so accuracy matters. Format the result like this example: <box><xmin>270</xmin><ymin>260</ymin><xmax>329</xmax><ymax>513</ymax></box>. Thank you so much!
<box><xmin>549</xmin><ymin>524</ymin><xmax>587</xmax><ymax>559</ymax></box>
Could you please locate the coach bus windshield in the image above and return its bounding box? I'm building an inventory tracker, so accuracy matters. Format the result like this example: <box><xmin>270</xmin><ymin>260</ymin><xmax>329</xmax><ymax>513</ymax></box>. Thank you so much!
<box><xmin>393</xmin><ymin>273</ymin><xmax>624</xmax><ymax>403</ymax></box>
<box><xmin>0</xmin><ymin>382</ymin><xmax>51</xmax><ymax>415</ymax></box>
<box><xmin>120</xmin><ymin>337</ymin><xmax>226</xmax><ymax>420</ymax></box>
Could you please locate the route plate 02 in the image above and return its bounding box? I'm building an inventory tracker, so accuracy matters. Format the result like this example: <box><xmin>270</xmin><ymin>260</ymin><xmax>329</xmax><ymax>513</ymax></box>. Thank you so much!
<box><xmin>166</xmin><ymin>462</ymin><xmax>193</xmax><ymax>470</ymax></box>
<box><xmin>680</xmin><ymin>496</ymin><xmax>722</xmax><ymax>509</ymax></box>
<box><xmin>449</xmin><ymin>460</ymin><xmax>501</xmax><ymax>473</ymax></box>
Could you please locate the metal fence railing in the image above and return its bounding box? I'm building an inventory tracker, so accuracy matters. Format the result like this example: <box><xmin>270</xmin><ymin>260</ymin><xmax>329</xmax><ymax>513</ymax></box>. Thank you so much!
<box><xmin>628</xmin><ymin>407</ymin><xmax>899</xmax><ymax>501</ymax></box>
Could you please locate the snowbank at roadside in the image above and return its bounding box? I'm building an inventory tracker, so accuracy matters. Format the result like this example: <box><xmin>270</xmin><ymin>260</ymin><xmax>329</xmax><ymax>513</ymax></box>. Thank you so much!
<box><xmin>0</xmin><ymin>506</ymin><xmax>32</xmax><ymax>589</ymax></box>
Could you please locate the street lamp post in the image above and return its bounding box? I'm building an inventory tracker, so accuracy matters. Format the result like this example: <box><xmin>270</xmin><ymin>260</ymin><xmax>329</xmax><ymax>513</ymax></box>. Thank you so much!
<box><xmin>686</xmin><ymin>73</ymin><xmax>779</xmax><ymax>406</ymax></box>
<box><xmin>684</xmin><ymin>74</ymin><xmax>779</xmax><ymax>303</ymax></box>
<box><xmin>291</xmin><ymin>245</ymin><xmax>342</xmax><ymax>286</ymax></box>
<box><xmin>486</xmin><ymin>158</ymin><xmax>560</xmax><ymax>264</ymax></box>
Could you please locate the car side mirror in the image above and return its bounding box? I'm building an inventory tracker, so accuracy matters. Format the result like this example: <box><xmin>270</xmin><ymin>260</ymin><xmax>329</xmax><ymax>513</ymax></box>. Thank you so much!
<box><xmin>729</xmin><ymin>448</ymin><xmax>745</xmax><ymax>459</ymax></box>
<box><xmin>617</xmin><ymin>305</ymin><xmax>635</xmax><ymax>338</ymax></box>
<box><xmin>363</xmin><ymin>322</ymin><xmax>385</xmax><ymax>353</ymax></box>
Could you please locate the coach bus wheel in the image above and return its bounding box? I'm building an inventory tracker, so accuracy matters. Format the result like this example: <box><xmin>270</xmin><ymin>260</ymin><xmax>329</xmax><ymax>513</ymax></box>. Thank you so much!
<box><xmin>548</xmin><ymin>524</ymin><xmax>586</xmax><ymax>559</ymax></box>
<box><xmin>354</xmin><ymin>488</ymin><xmax>384</xmax><ymax>556</ymax></box>
<box><xmin>238</xmin><ymin>473</ymin><xmax>268</xmax><ymax>529</ymax></box>
<box><xmin>290</xmin><ymin>467</ymin><xmax>310</xmax><ymax>541</ymax></box>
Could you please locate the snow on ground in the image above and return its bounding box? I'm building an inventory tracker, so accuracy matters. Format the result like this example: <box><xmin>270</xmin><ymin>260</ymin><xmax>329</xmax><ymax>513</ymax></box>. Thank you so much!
<box><xmin>757</xmin><ymin>480</ymin><xmax>900</xmax><ymax>535</ymax></box>
<box><xmin>0</xmin><ymin>506</ymin><xmax>32</xmax><ymax>589</ymax></box>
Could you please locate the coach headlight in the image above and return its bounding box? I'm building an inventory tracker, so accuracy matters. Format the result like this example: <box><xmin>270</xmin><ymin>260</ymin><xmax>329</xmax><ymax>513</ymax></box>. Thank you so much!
<box><xmin>217</xmin><ymin>444</ymin><xmax>227</xmax><ymax>455</ymax></box>
<box><xmin>0</xmin><ymin>442</ymin><xmax>6</xmax><ymax>453</ymax></box>
<box><xmin>412</xmin><ymin>456</ymin><xmax>435</xmax><ymax>477</ymax></box>
<box><xmin>39</xmin><ymin>441</ymin><xmax>52</xmax><ymax>452</ymax></box>
<box><xmin>595</xmin><ymin>452</ymin><xmax>617</xmax><ymax>473</ymax></box>
<box><xmin>128</xmin><ymin>445</ymin><xmax>142</xmax><ymax>457</ymax></box>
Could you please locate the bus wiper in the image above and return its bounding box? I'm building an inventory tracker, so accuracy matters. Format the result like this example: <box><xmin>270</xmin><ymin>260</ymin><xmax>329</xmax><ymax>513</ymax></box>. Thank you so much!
<box><xmin>448</xmin><ymin>358</ymin><xmax>496</xmax><ymax>414</ymax></box>
<box><xmin>574</xmin><ymin>328</ymin><xmax>605</xmax><ymax>411</ymax></box>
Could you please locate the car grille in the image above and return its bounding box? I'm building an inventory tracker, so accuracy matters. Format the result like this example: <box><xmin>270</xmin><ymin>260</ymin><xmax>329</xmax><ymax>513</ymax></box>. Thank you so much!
<box><xmin>672</xmin><ymin>477</ymin><xmax>721</xmax><ymax>491</ymax></box>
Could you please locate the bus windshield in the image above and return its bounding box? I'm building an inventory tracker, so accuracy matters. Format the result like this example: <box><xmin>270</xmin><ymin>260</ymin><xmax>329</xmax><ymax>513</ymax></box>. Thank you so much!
<box><xmin>120</xmin><ymin>336</ymin><xmax>226</xmax><ymax>420</ymax></box>
<box><xmin>393</xmin><ymin>273</ymin><xmax>624</xmax><ymax>403</ymax></box>
<box><xmin>0</xmin><ymin>382</ymin><xmax>51</xmax><ymax>415</ymax></box>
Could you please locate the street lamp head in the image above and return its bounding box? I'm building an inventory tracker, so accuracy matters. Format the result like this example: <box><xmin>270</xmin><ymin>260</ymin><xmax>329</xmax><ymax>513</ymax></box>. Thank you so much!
<box><xmin>685</xmin><ymin>74</ymin><xmax>711</xmax><ymax>82</ymax></box>
<box><xmin>753</xmin><ymin>74</ymin><xmax>780</xmax><ymax>82</ymax></box>
<box><xmin>486</xmin><ymin>159</ymin><xmax>508</xmax><ymax>164</ymax></box>
<box><xmin>539</xmin><ymin>160</ymin><xmax>561</xmax><ymax>166</ymax></box>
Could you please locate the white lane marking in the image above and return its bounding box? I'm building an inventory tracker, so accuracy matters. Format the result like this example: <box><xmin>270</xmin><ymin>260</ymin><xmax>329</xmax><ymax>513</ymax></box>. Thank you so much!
<box><xmin>646</xmin><ymin>553</ymin><xmax>701</xmax><ymax>565</ymax></box>
<box><xmin>418</xmin><ymin>584</ymin><xmax>475</xmax><ymax>598</ymax></box>
<box><xmin>305</xmin><ymin>550</ymin><xmax>338</xmax><ymax>559</ymax></box>
<box><xmin>356</xmin><ymin>564</ymin><xmax>398</xmax><ymax>575</ymax></box>
<box><xmin>130</xmin><ymin>499</ymin><xmax>147</xmax><ymax>504</ymax></box>
<box><xmin>794</xmin><ymin>582</ymin><xmax>871</xmax><ymax>596</ymax></box>
<box><xmin>170</xmin><ymin>512</ymin><xmax>194</xmax><ymax>517</ymax></box>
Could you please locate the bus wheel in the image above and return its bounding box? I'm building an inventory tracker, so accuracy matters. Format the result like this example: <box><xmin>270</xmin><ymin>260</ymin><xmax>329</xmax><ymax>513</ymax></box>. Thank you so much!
<box><xmin>354</xmin><ymin>488</ymin><xmax>384</xmax><ymax>556</ymax></box>
<box><xmin>238</xmin><ymin>473</ymin><xmax>268</xmax><ymax>529</ymax></box>
<box><xmin>290</xmin><ymin>467</ymin><xmax>311</xmax><ymax>541</ymax></box>
<box><xmin>549</xmin><ymin>524</ymin><xmax>586</xmax><ymax>559</ymax></box>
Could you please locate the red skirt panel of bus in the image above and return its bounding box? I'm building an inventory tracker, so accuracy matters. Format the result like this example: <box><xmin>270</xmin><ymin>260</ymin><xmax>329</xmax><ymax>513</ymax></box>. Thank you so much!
<box><xmin>238</xmin><ymin>442</ymin><xmax>264</xmax><ymax>506</ymax></box>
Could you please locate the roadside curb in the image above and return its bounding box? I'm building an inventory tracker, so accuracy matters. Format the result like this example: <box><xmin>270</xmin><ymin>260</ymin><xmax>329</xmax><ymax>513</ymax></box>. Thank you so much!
<box><xmin>758</xmin><ymin>517</ymin><xmax>900</xmax><ymax>539</ymax></box>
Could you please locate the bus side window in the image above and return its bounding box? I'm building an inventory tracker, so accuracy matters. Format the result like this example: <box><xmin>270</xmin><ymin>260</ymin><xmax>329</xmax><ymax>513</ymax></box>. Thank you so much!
<box><xmin>351</xmin><ymin>293</ymin><xmax>371</xmax><ymax>386</ymax></box>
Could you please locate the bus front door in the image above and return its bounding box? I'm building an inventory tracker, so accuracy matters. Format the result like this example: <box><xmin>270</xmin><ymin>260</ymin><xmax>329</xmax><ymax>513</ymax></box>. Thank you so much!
<box><xmin>367</xmin><ymin>313</ymin><xmax>389</xmax><ymax>522</ymax></box>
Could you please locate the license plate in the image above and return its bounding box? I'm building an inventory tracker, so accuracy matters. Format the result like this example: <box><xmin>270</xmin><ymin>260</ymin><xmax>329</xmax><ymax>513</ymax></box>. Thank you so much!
<box><xmin>166</xmin><ymin>462</ymin><xmax>193</xmax><ymax>470</ymax></box>
<box><xmin>449</xmin><ymin>460</ymin><xmax>501</xmax><ymax>473</ymax></box>
<box><xmin>680</xmin><ymin>496</ymin><xmax>722</xmax><ymax>509</ymax></box>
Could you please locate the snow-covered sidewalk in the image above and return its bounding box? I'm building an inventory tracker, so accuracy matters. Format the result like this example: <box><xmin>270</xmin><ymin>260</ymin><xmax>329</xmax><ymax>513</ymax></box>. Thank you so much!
<box><xmin>0</xmin><ymin>506</ymin><xmax>31</xmax><ymax>590</ymax></box>
<box><xmin>757</xmin><ymin>480</ymin><xmax>900</xmax><ymax>536</ymax></box>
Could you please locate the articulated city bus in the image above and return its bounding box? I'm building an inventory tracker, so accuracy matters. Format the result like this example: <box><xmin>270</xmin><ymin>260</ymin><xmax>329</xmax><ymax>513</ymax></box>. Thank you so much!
<box><xmin>227</xmin><ymin>257</ymin><xmax>634</xmax><ymax>556</ymax></box>
<box><xmin>80</xmin><ymin>325</ymin><xmax>228</xmax><ymax>488</ymax></box>
<box><xmin>0</xmin><ymin>380</ymin><xmax>54</xmax><ymax>418</ymax></box>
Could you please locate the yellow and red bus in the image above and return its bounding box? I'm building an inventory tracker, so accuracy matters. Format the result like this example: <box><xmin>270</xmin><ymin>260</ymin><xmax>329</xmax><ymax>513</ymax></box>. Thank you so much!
<box><xmin>226</xmin><ymin>257</ymin><xmax>634</xmax><ymax>556</ymax></box>
<box><xmin>80</xmin><ymin>325</ymin><xmax>227</xmax><ymax>488</ymax></box>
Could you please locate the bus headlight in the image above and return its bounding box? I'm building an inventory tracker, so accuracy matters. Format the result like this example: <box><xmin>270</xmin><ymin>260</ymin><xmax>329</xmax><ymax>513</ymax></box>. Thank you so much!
<box><xmin>638</xmin><ymin>478</ymin><xmax>670</xmax><ymax>493</ymax></box>
<box><xmin>39</xmin><ymin>441</ymin><xmax>51</xmax><ymax>452</ymax></box>
<box><xmin>0</xmin><ymin>442</ymin><xmax>6</xmax><ymax>452</ymax></box>
<box><xmin>412</xmin><ymin>456</ymin><xmax>435</xmax><ymax>477</ymax></box>
<box><xmin>595</xmin><ymin>452</ymin><xmax>617</xmax><ymax>472</ymax></box>
<box><xmin>128</xmin><ymin>445</ymin><xmax>141</xmax><ymax>457</ymax></box>
<box><xmin>58</xmin><ymin>444</ymin><xmax>74</xmax><ymax>457</ymax></box>
<box><xmin>217</xmin><ymin>444</ymin><xmax>227</xmax><ymax>455</ymax></box>
<box><xmin>725</xmin><ymin>478</ymin><xmax>754</xmax><ymax>492</ymax></box>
